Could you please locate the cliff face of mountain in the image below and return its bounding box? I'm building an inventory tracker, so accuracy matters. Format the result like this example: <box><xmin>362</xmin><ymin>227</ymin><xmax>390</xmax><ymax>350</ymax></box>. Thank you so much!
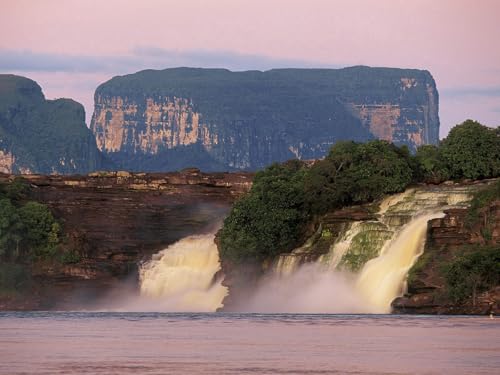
<box><xmin>91</xmin><ymin>67</ymin><xmax>439</xmax><ymax>171</ymax></box>
<box><xmin>0</xmin><ymin>170</ymin><xmax>251</xmax><ymax>310</ymax></box>
<box><xmin>0</xmin><ymin>75</ymin><xmax>103</xmax><ymax>174</ymax></box>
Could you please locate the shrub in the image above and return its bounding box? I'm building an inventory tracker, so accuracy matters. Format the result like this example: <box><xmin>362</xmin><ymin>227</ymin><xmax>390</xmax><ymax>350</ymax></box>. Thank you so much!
<box><xmin>443</xmin><ymin>246</ymin><xmax>500</xmax><ymax>305</ymax></box>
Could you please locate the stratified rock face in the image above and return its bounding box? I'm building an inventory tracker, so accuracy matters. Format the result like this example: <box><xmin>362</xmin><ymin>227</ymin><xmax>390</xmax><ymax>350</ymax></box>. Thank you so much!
<box><xmin>91</xmin><ymin>67</ymin><xmax>439</xmax><ymax>171</ymax></box>
<box><xmin>0</xmin><ymin>74</ymin><xmax>102</xmax><ymax>174</ymax></box>
<box><xmin>0</xmin><ymin>170</ymin><xmax>252</xmax><ymax>310</ymax></box>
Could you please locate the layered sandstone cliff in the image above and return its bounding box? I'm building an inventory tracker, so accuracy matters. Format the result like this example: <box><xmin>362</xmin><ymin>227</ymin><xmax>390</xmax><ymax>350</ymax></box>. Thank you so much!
<box><xmin>91</xmin><ymin>67</ymin><xmax>440</xmax><ymax>171</ymax></box>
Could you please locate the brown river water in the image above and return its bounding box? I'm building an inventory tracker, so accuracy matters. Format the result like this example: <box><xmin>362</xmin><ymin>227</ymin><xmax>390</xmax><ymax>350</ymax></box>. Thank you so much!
<box><xmin>0</xmin><ymin>312</ymin><xmax>499</xmax><ymax>375</ymax></box>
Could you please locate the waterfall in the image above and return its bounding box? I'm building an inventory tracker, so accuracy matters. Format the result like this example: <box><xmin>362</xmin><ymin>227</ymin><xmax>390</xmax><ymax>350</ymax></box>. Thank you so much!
<box><xmin>356</xmin><ymin>212</ymin><xmax>445</xmax><ymax>313</ymax></box>
<box><xmin>267</xmin><ymin>184</ymin><xmax>474</xmax><ymax>313</ymax></box>
<box><xmin>132</xmin><ymin>184</ymin><xmax>475</xmax><ymax>313</ymax></box>
<box><xmin>139</xmin><ymin>234</ymin><xmax>227</xmax><ymax>312</ymax></box>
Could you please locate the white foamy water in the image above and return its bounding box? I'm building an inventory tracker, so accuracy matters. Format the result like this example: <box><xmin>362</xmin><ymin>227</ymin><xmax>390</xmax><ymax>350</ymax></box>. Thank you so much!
<box><xmin>138</xmin><ymin>234</ymin><xmax>227</xmax><ymax>312</ymax></box>
<box><xmin>356</xmin><ymin>212</ymin><xmax>445</xmax><ymax>312</ymax></box>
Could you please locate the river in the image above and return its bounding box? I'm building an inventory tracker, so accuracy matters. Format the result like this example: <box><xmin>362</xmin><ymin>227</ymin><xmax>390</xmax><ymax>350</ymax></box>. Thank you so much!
<box><xmin>1</xmin><ymin>312</ymin><xmax>498</xmax><ymax>374</ymax></box>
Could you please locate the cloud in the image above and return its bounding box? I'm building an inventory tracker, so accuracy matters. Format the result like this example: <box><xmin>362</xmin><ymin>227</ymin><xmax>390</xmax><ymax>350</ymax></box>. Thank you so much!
<box><xmin>440</xmin><ymin>86</ymin><xmax>500</xmax><ymax>98</ymax></box>
<box><xmin>0</xmin><ymin>47</ymin><xmax>337</xmax><ymax>75</ymax></box>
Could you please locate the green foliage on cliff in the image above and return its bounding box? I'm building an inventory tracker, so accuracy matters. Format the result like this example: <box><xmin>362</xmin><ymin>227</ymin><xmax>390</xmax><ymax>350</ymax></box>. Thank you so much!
<box><xmin>416</xmin><ymin>120</ymin><xmax>500</xmax><ymax>183</ymax></box>
<box><xmin>415</xmin><ymin>145</ymin><xmax>450</xmax><ymax>183</ymax></box>
<box><xmin>465</xmin><ymin>180</ymin><xmax>500</xmax><ymax>238</ymax></box>
<box><xmin>219</xmin><ymin>160</ymin><xmax>309</xmax><ymax>263</ymax></box>
<box><xmin>220</xmin><ymin>140</ymin><xmax>415</xmax><ymax>263</ymax></box>
<box><xmin>0</xmin><ymin>180</ymin><xmax>60</xmax><ymax>262</ymax></box>
<box><xmin>441</xmin><ymin>120</ymin><xmax>500</xmax><ymax>180</ymax></box>
<box><xmin>444</xmin><ymin>246</ymin><xmax>500</xmax><ymax>304</ymax></box>
<box><xmin>305</xmin><ymin>140</ymin><xmax>414</xmax><ymax>214</ymax></box>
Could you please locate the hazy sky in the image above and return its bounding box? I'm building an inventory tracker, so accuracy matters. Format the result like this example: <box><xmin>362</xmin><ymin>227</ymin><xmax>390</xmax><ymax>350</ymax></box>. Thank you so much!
<box><xmin>1</xmin><ymin>0</ymin><xmax>499</xmax><ymax>137</ymax></box>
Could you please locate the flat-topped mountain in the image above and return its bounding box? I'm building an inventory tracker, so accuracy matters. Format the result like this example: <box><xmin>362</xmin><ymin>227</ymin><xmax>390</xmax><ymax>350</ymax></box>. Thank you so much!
<box><xmin>91</xmin><ymin>66</ymin><xmax>439</xmax><ymax>171</ymax></box>
<box><xmin>0</xmin><ymin>67</ymin><xmax>440</xmax><ymax>174</ymax></box>
<box><xmin>0</xmin><ymin>75</ymin><xmax>102</xmax><ymax>174</ymax></box>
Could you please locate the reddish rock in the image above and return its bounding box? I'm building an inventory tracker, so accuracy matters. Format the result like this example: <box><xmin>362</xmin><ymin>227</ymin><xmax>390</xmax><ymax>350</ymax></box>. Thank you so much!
<box><xmin>0</xmin><ymin>171</ymin><xmax>253</xmax><ymax>309</ymax></box>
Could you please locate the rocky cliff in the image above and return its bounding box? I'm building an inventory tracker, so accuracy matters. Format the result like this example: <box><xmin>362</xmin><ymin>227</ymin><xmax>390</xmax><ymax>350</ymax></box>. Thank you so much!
<box><xmin>0</xmin><ymin>75</ymin><xmax>102</xmax><ymax>174</ymax></box>
<box><xmin>0</xmin><ymin>170</ymin><xmax>251</xmax><ymax>309</ymax></box>
<box><xmin>393</xmin><ymin>199</ymin><xmax>500</xmax><ymax>314</ymax></box>
<box><xmin>91</xmin><ymin>67</ymin><xmax>439</xmax><ymax>171</ymax></box>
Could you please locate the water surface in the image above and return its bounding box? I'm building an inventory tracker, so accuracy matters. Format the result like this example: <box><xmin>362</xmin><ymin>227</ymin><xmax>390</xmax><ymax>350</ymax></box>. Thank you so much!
<box><xmin>0</xmin><ymin>312</ymin><xmax>498</xmax><ymax>374</ymax></box>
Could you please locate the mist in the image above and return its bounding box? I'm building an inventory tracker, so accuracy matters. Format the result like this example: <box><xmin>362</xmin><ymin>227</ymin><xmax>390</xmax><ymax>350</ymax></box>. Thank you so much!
<box><xmin>235</xmin><ymin>264</ymin><xmax>371</xmax><ymax>313</ymax></box>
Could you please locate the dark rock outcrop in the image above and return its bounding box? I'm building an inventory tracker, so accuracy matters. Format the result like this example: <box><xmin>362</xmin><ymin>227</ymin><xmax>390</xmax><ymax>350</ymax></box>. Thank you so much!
<box><xmin>91</xmin><ymin>66</ymin><xmax>439</xmax><ymax>171</ymax></box>
<box><xmin>0</xmin><ymin>75</ymin><xmax>103</xmax><ymax>174</ymax></box>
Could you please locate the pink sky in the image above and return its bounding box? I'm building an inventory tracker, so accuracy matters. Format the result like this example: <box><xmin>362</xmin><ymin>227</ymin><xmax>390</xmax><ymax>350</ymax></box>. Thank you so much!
<box><xmin>1</xmin><ymin>0</ymin><xmax>499</xmax><ymax>137</ymax></box>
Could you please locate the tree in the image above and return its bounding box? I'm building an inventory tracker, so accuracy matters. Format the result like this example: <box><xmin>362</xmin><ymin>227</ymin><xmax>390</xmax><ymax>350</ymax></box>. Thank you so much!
<box><xmin>415</xmin><ymin>144</ymin><xmax>450</xmax><ymax>183</ymax></box>
<box><xmin>444</xmin><ymin>246</ymin><xmax>500</xmax><ymax>306</ymax></box>
<box><xmin>219</xmin><ymin>160</ymin><xmax>308</xmax><ymax>263</ymax></box>
<box><xmin>18</xmin><ymin>201</ymin><xmax>59</xmax><ymax>258</ymax></box>
<box><xmin>440</xmin><ymin>120</ymin><xmax>500</xmax><ymax>180</ymax></box>
<box><xmin>305</xmin><ymin>140</ymin><xmax>414</xmax><ymax>213</ymax></box>
<box><xmin>0</xmin><ymin>199</ymin><xmax>22</xmax><ymax>259</ymax></box>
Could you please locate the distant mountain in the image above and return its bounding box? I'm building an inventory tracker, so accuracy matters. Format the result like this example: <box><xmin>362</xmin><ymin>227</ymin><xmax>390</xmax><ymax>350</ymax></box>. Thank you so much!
<box><xmin>91</xmin><ymin>67</ymin><xmax>439</xmax><ymax>172</ymax></box>
<box><xmin>0</xmin><ymin>67</ymin><xmax>440</xmax><ymax>175</ymax></box>
<box><xmin>0</xmin><ymin>75</ymin><xmax>102</xmax><ymax>174</ymax></box>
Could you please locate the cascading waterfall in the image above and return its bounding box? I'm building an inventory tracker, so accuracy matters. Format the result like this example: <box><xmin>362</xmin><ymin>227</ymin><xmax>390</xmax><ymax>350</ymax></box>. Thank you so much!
<box><xmin>356</xmin><ymin>212</ymin><xmax>445</xmax><ymax>312</ymax></box>
<box><xmin>267</xmin><ymin>185</ymin><xmax>474</xmax><ymax>313</ymax></box>
<box><xmin>318</xmin><ymin>221</ymin><xmax>362</xmax><ymax>270</ymax></box>
<box><xmin>133</xmin><ymin>184</ymin><xmax>475</xmax><ymax>313</ymax></box>
<box><xmin>139</xmin><ymin>234</ymin><xmax>227</xmax><ymax>312</ymax></box>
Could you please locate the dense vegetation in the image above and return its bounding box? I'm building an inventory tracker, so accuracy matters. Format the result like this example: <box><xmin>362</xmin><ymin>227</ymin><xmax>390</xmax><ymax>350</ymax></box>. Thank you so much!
<box><xmin>0</xmin><ymin>178</ymin><xmax>61</xmax><ymax>261</ymax></box>
<box><xmin>444</xmin><ymin>246</ymin><xmax>500</xmax><ymax>305</ymax></box>
<box><xmin>220</xmin><ymin>120</ymin><xmax>500</xmax><ymax>264</ymax></box>
<box><xmin>0</xmin><ymin>178</ymin><xmax>63</xmax><ymax>295</ymax></box>
<box><xmin>220</xmin><ymin>140</ymin><xmax>416</xmax><ymax>263</ymax></box>
<box><xmin>416</xmin><ymin>120</ymin><xmax>500</xmax><ymax>183</ymax></box>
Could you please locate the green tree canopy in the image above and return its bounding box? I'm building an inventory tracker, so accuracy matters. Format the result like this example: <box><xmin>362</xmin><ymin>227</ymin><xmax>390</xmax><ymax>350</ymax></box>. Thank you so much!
<box><xmin>219</xmin><ymin>160</ymin><xmax>308</xmax><ymax>263</ymax></box>
<box><xmin>440</xmin><ymin>120</ymin><xmax>500</xmax><ymax>180</ymax></box>
<box><xmin>415</xmin><ymin>144</ymin><xmax>450</xmax><ymax>184</ymax></box>
<box><xmin>305</xmin><ymin>140</ymin><xmax>414</xmax><ymax>213</ymax></box>
<box><xmin>18</xmin><ymin>201</ymin><xmax>60</xmax><ymax>258</ymax></box>
<box><xmin>0</xmin><ymin>199</ymin><xmax>22</xmax><ymax>259</ymax></box>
